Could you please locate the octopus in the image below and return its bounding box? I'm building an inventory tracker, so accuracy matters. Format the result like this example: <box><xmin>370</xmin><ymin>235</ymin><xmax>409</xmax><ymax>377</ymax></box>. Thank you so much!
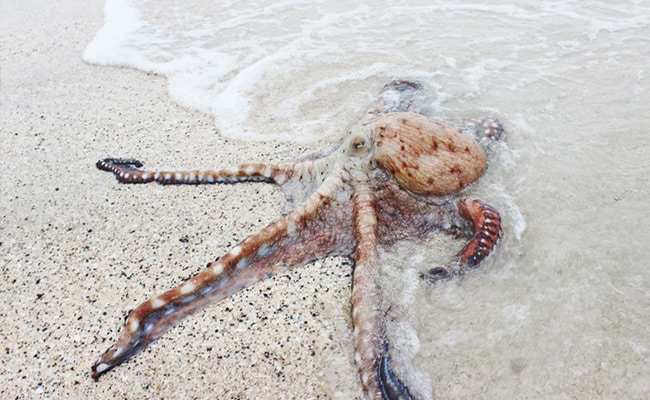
<box><xmin>91</xmin><ymin>80</ymin><xmax>503</xmax><ymax>400</ymax></box>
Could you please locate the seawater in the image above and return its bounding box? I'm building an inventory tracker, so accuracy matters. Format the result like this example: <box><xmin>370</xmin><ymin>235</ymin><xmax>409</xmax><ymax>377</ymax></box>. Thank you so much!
<box><xmin>85</xmin><ymin>1</ymin><xmax>650</xmax><ymax>398</ymax></box>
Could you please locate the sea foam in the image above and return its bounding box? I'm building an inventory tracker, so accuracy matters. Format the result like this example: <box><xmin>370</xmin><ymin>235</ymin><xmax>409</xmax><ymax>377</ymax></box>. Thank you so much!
<box><xmin>85</xmin><ymin>0</ymin><xmax>648</xmax><ymax>142</ymax></box>
<box><xmin>80</xmin><ymin>0</ymin><xmax>516</xmax><ymax>141</ymax></box>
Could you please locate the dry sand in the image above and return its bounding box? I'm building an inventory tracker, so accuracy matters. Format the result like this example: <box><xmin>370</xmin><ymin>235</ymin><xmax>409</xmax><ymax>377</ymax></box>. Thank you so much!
<box><xmin>1</xmin><ymin>1</ymin><xmax>362</xmax><ymax>398</ymax></box>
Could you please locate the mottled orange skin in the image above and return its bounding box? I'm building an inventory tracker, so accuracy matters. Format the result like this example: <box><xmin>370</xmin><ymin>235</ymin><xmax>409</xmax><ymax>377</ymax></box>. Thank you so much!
<box><xmin>374</xmin><ymin>112</ymin><xmax>487</xmax><ymax>197</ymax></box>
<box><xmin>91</xmin><ymin>80</ymin><xmax>504</xmax><ymax>400</ymax></box>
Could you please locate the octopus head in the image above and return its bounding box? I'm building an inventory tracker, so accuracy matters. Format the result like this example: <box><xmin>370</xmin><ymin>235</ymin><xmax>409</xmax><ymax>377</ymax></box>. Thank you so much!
<box><xmin>370</xmin><ymin>112</ymin><xmax>487</xmax><ymax>197</ymax></box>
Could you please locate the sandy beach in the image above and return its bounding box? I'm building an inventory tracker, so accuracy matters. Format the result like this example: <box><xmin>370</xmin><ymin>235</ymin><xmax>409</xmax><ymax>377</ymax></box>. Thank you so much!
<box><xmin>1</xmin><ymin>1</ymin><xmax>361</xmax><ymax>398</ymax></box>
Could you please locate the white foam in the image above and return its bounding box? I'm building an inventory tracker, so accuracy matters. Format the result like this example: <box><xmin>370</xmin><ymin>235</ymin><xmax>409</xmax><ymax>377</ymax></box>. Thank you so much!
<box><xmin>85</xmin><ymin>0</ymin><xmax>649</xmax><ymax>142</ymax></box>
<box><xmin>83</xmin><ymin>0</ymin><xmax>145</xmax><ymax>67</ymax></box>
<box><xmin>78</xmin><ymin>1</ymin><xmax>533</xmax><ymax>141</ymax></box>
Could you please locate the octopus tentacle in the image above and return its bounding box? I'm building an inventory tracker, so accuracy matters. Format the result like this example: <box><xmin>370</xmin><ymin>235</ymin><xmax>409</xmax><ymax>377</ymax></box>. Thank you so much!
<box><xmin>351</xmin><ymin>182</ymin><xmax>412</xmax><ymax>400</ymax></box>
<box><xmin>456</xmin><ymin>117</ymin><xmax>504</xmax><ymax>144</ymax></box>
<box><xmin>365</xmin><ymin>80</ymin><xmax>424</xmax><ymax>120</ymax></box>
<box><xmin>457</xmin><ymin>199</ymin><xmax>502</xmax><ymax>267</ymax></box>
<box><xmin>96</xmin><ymin>158</ymin><xmax>295</xmax><ymax>185</ymax></box>
<box><xmin>91</xmin><ymin>172</ymin><xmax>351</xmax><ymax>379</ymax></box>
<box><xmin>377</xmin><ymin>345</ymin><xmax>414</xmax><ymax>400</ymax></box>
<box><xmin>91</xmin><ymin>80</ymin><xmax>507</xmax><ymax>398</ymax></box>
<box><xmin>422</xmin><ymin>199</ymin><xmax>502</xmax><ymax>284</ymax></box>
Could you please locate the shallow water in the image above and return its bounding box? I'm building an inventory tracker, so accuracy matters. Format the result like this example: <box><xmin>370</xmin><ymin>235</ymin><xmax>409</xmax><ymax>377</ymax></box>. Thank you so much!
<box><xmin>85</xmin><ymin>0</ymin><xmax>649</xmax><ymax>398</ymax></box>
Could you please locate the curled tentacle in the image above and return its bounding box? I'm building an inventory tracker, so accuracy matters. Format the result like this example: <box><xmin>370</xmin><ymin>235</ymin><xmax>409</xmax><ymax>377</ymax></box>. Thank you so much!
<box><xmin>457</xmin><ymin>199</ymin><xmax>502</xmax><ymax>267</ymax></box>
<box><xmin>91</xmin><ymin>172</ymin><xmax>352</xmax><ymax>379</ymax></box>
<box><xmin>96</xmin><ymin>158</ymin><xmax>143</xmax><ymax>176</ymax></box>
<box><xmin>422</xmin><ymin>199</ymin><xmax>501</xmax><ymax>283</ymax></box>
<box><xmin>377</xmin><ymin>348</ymin><xmax>414</xmax><ymax>400</ymax></box>
<box><xmin>96</xmin><ymin>158</ymin><xmax>294</xmax><ymax>185</ymax></box>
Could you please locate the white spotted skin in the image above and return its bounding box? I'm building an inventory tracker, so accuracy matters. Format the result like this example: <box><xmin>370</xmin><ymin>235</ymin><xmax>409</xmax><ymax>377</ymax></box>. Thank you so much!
<box><xmin>211</xmin><ymin>262</ymin><xmax>224</xmax><ymax>275</ymax></box>
<box><xmin>150</xmin><ymin>297</ymin><xmax>166</xmax><ymax>309</ymax></box>
<box><xmin>93</xmin><ymin>80</ymin><xmax>505</xmax><ymax>399</ymax></box>
<box><xmin>94</xmin><ymin>363</ymin><xmax>110</xmax><ymax>374</ymax></box>
<box><xmin>112</xmin><ymin>346</ymin><xmax>124</xmax><ymax>358</ymax></box>
<box><xmin>180</xmin><ymin>282</ymin><xmax>196</xmax><ymax>295</ymax></box>
<box><xmin>128</xmin><ymin>318</ymin><xmax>140</xmax><ymax>332</ymax></box>
<box><xmin>229</xmin><ymin>246</ymin><xmax>242</xmax><ymax>257</ymax></box>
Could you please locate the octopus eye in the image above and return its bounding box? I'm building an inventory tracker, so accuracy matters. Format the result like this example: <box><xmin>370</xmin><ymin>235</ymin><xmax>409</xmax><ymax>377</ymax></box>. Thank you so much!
<box><xmin>350</xmin><ymin>137</ymin><xmax>366</xmax><ymax>151</ymax></box>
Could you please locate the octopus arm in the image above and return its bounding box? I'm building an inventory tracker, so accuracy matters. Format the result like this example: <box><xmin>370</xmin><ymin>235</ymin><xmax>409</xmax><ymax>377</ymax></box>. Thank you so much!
<box><xmin>457</xmin><ymin>199</ymin><xmax>502</xmax><ymax>267</ymax></box>
<box><xmin>350</xmin><ymin>182</ymin><xmax>413</xmax><ymax>400</ymax></box>
<box><xmin>455</xmin><ymin>118</ymin><xmax>504</xmax><ymax>144</ymax></box>
<box><xmin>91</xmin><ymin>173</ymin><xmax>352</xmax><ymax>379</ymax></box>
<box><xmin>424</xmin><ymin>199</ymin><xmax>502</xmax><ymax>284</ymax></box>
<box><xmin>96</xmin><ymin>158</ymin><xmax>295</xmax><ymax>185</ymax></box>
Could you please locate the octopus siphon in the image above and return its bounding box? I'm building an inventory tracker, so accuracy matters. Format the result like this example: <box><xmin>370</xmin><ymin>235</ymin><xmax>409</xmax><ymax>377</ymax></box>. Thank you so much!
<box><xmin>91</xmin><ymin>80</ymin><xmax>503</xmax><ymax>400</ymax></box>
